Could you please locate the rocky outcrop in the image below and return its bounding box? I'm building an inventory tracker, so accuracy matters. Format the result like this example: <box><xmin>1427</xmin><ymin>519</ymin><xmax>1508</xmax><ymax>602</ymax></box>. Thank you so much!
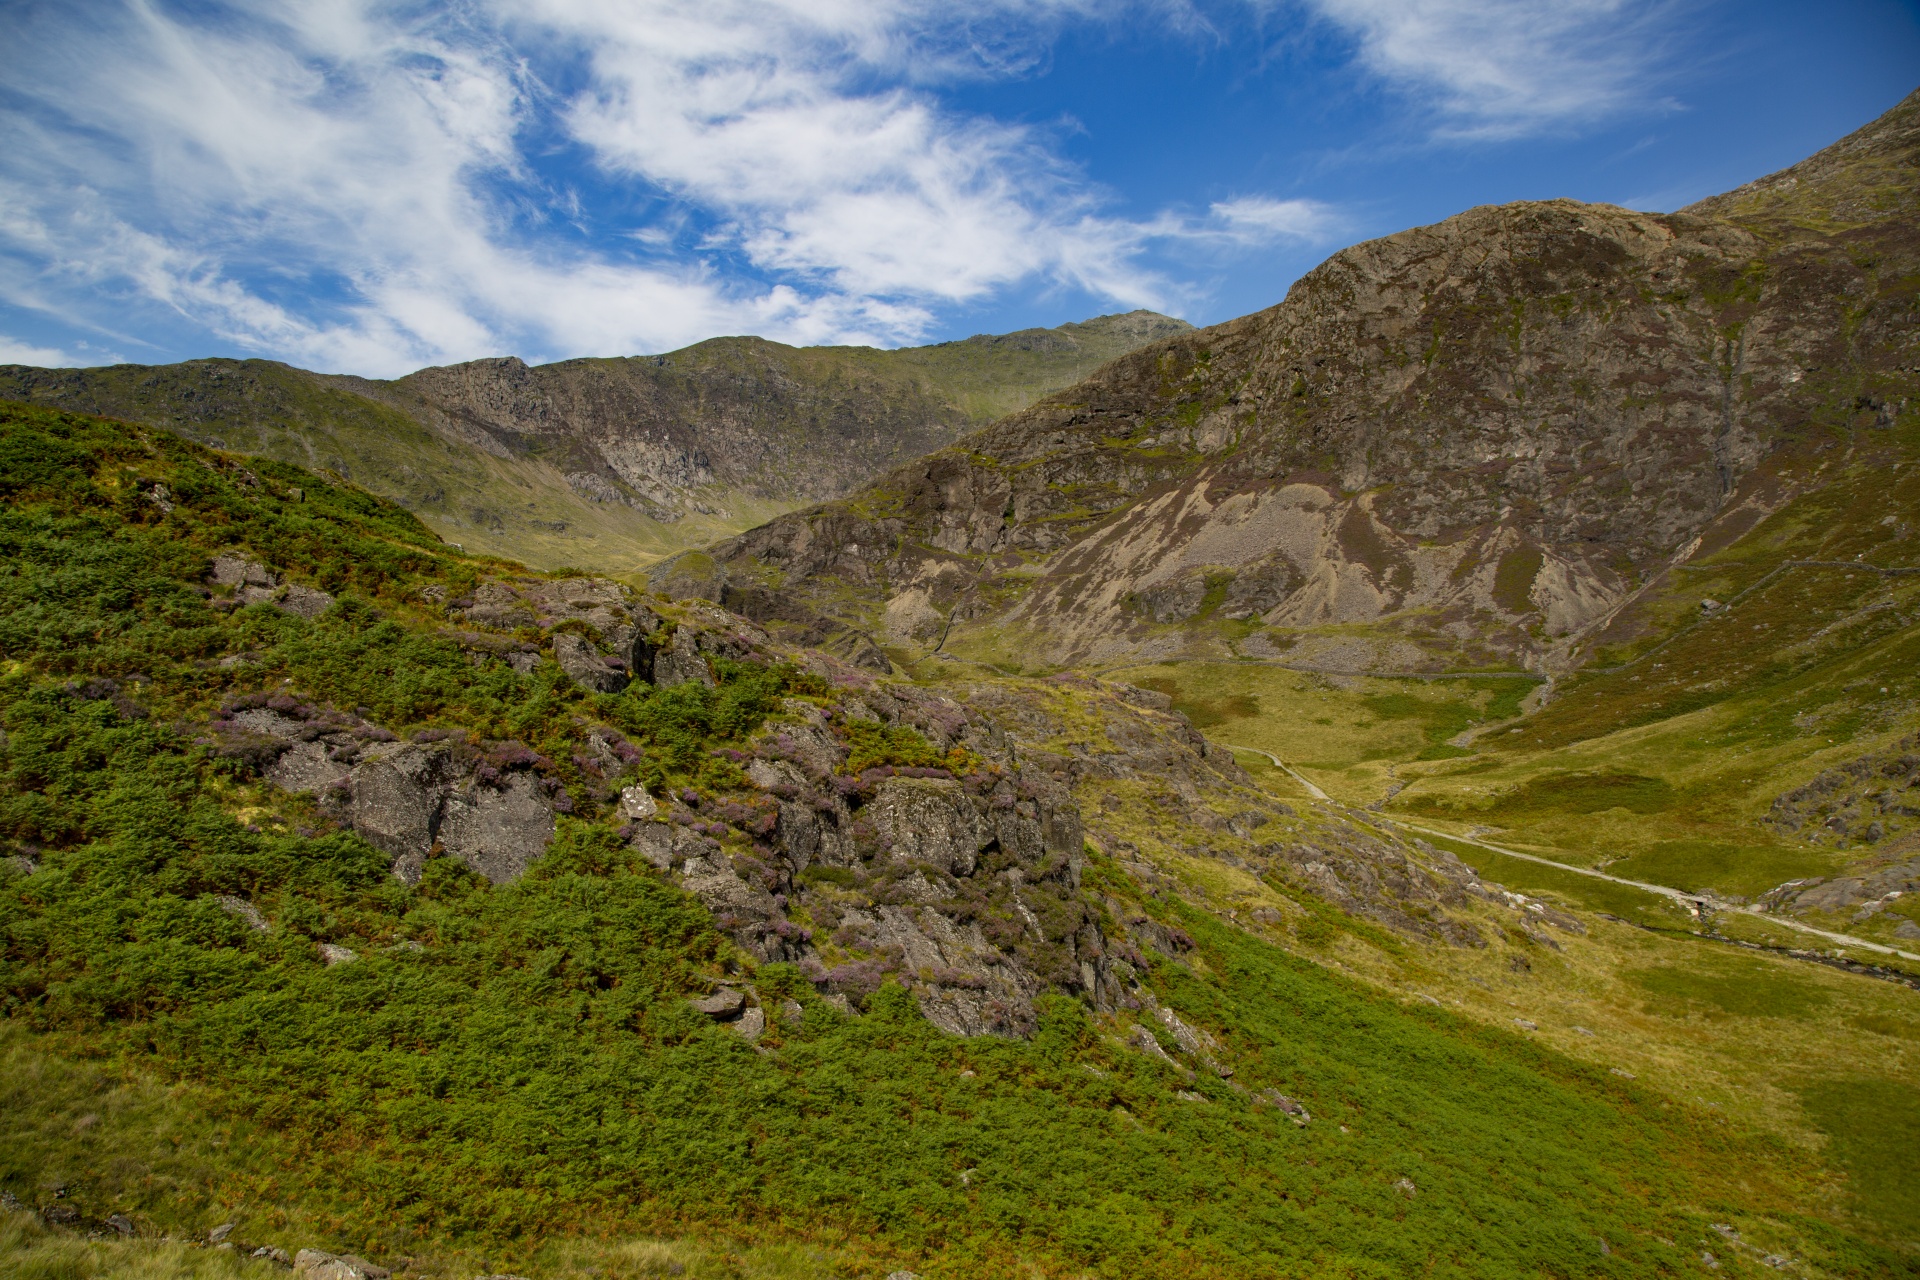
<box><xmin>1766</xmin><ymin>733</ymin><xmax>1920</xmax><ymax>846</ymax></box>
<box><xmin>200</xmin><ymin>567</ymin><xmax>1530</xmax><ymax>1039</ymax></box>
<box><xmin>599</xmin><ymin>631</ymin><xmax>1499</xmax><ymax>1036</ymax></box>
<box><xmin>207</xmin><ymin>554</ymin><xmax>333</xmax><ymax>619</ymax></box>
<box><xmin>205</xmin><ymin>697</ymin><xmax>558</xmax><ymax>885</ymax></box>
<box><xmin>1759</xmin><ymin>857</ymin><xmax>1920</xmax><ymax>919</ymax></box>
<box><xmin>665</xmin><ymin>91</ymin><xmax>1920</xmax><ymax>677</ymax></box>
<box><xmin>1261</xmin><ymin>832</ymin><xmax>1489</xmax><ymax>947</ymax></box>
<box><xmin>293</xmin><ymin>1250</ymin><xmax>390</xmax><ymax>1280</ymax></box>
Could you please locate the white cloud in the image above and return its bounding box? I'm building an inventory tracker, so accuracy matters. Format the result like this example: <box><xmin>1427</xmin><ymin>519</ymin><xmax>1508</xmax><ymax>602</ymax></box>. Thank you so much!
<box><xmin>1207</xmin><ymin>196</ymin><xmax>1343</xmax><ymax>244</ymax></box>
<box><xmin>0</xmin><ymin>336</ymin><xmax>98</xmax><ymax>367</ymax></box>
<box><xmin>8</xmin><ymin>1</ymin><xmax>1588</xmax><ymax>378</ymax></box>
<box><xmin>1304</xmin><ymin>0</ymin><xmax>1679</xmax><ymax>137</ymax></box>
<box><xmin>0</xmin><ymin>0</ymin><xmax>1237</xmax><ymax>376</ymax></box>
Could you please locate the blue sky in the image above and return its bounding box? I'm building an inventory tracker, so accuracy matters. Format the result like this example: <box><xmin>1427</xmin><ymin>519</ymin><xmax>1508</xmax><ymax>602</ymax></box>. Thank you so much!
<box><xmin>1</xmin><ymin>0</ymin><xmax>1916</xmax><ymax>378</ymax></box>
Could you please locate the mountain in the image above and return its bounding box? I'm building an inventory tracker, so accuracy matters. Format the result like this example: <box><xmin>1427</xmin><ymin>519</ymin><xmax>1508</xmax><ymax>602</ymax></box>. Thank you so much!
<box><xmin>0</xmin><ymin>310</ymin><xmax>1190</xmax><ymax>574</ymax></box>
<box><xmin>660</xmin><ymin>89</ymin><xmax>1920</xmax><ymax>684</ymax></box>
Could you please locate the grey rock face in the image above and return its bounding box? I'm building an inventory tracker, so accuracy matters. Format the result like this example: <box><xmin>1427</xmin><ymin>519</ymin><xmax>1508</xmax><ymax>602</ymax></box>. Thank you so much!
<box><xmin>267</xmin><ymin>739</ymin><xmax>351</xmax><ymax>794</ymax></box>
<box><xmin>626</xmin><ymin>822</ymin><xmax>677</xmax><ymax>870</ymax></box>
<box><xmin>680</xmin><ymin>850</ymin><xmax>783</xmax><ymax>927</ymax></box>
<box><xmin>689</xmin><ymin>988</ymin><xmax>746</xmax><ymax>1019</ymax></box>
<box><xmin>553</xmin><ymin>632</ymin><xmax>628</xmax><ymax>693</ymax></box>
<box><xmin>438</xmin><ymin>774</ymin><xmax>556</xmax><ymax>884</ymax></box>
<box><xmin>869</xmin><ymin>777</ymin><xmax>986</xmax><ymax>875</ymax></box>
<box><xmin>350</xmin><ymin>746</ymin><xmax>451</xmax><ymax>881</ymax></box>
<box><xmin>207</xmin><ymin>556</ymin><xmax>332</xmax><ymax>619</ymax></box>
<box><xmin>652</xmin><ymin>627</ymin><xmax>714</xmax><ymax>688</ymax></box>
<box><xmin>293</xmin><ymin>1250</ymin><xmax>388</xmax><ymax>1280</ymax></box>
<box><xmin>232</xmin><ymin>717</ymin><xmax>563</xmax><ymax>886</ymax></box>
<box><xmin>278</xmin><ymin>584</ymin><xmax>334</xmax><ymax>619</ymax></box>
<box><xmin>1765</xmin><ymin>858</ymin><xmax>1920</xmax><ymax>916</ymax></box>
<box><xmin>210</xmin><ymin>554</ymin><xmax>274</xmax><ymax>588</ymax></box>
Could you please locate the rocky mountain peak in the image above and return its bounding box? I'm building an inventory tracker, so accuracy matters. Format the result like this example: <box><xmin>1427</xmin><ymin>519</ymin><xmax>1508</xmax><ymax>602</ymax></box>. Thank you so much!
<box><xmin>657</xmin><ymin>91</ymin><xmax>1920</xmax><ymax>679</ymax></box>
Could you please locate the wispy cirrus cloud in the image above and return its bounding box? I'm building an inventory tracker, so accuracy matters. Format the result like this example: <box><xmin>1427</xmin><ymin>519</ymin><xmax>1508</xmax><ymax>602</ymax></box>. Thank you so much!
<box><xmin>1302</xmin><ymin>0</ymin><xmax>1683</xmax><ymax>137</ymax></box>
<box><xmin>3</xmin><ymin>0</ymin><xmax>1263</xmax><ymax>375</ymax></box>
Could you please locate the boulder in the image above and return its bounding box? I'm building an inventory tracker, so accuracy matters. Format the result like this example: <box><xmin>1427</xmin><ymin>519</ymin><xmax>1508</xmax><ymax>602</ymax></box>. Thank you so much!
<box><xmin>1895</xmin><ymin>919</ymin><xmax>1920</xmax><ymax>941</ymax></box>
<box><xmin>653</xmin><ymin>627</ymin><xmax>714</xmax><ymax>688</ymax></box>
<box><xmin>267</xmin><ymin>739</ymin><xmax>351</xmax><ymax>795</ymax></box>
<box><xmin>773</xmin><ymin>801</ymin><xmax>821</xmax><ymax>872</ymax></box>
<box><xmin>293</xmin><ymin>1251</ymin><xmax>388</xmax><ymax>1280</ymax></box>
<box><xmin>438</xmin><ymin>774</ymin><xmax>556</xmax><ymax>883</ymax></box>
<box><xmin>1116</xmin><ymin>684</ymin><xmax>1173</xmax><ymax>711</ymax></box>
<box><xmin>210</xmin><ymin>554</ymin><xmax>274</xmax><ymax>588</ymax></box>
<box><xmin>733</xmin><ymin>1006</ymin><xmax>767</xmax><ymax>1041</ymax></box>
<box><xmin>618</xmin><ymin>785</ymin><xmax>658</xmax><ymax>820</ymax></box>
<box><xmin>278</xmin><ymin>584</ymin><xmax>335</xmax><ymax>620</ymax></box>
<box><xmin>680</xmin><ymin>851</ymin><xmax>783</xmax><ymax>923</ymax></box>
<box><xmin>553</xmin><ymin>633</ymin><xmax>628</xmax><ymax>693</ymax></box>
<box><xmin>318</xmin><ymin>943</ymin><xmax>358</xmax><ymax>966</ymax></box>
<box><xmin>627</xmin><ymin>822</ymin><xmax>677</xmax><ymax>870</ymax></box>
<box><xmin>348</xmin><ymin>746</ymin><xmax>451</xmax><ymax>883</ymax></box>
<box><xmin>869</xmin><ymin>777</ymin><xmax>986</xmax><ymax>875</ymax></box>
<box><xmin>882</xmin><ymin>587</ymin><xmax>944</xmax><ymax>644</ymax></box>
<box><xmin>689</xmin><ymin>988</ymin><xmax>746</xmax><ymax>1019</ymax></box>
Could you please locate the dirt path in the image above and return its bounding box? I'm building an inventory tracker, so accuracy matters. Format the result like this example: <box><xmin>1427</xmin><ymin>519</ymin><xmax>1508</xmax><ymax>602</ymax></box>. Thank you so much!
<box><xmin>1383</xmin><ymin>818</ymin><xmax>1920</xmax><ymax>964</ymax></box>
<box><xmin>1220</xmin><ymin>743</ymin><xmax>1330</xmax><ymax>801</ymax></box>
<box><xmin>1221</xmin><ymin>741</ymin><xmax>1920</xmax><ymax>965</ymax></box>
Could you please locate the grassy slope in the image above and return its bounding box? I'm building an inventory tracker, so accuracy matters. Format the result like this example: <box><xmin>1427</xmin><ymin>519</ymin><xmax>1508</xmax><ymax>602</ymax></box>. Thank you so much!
<box><xmin>1096</xmin><ymin>652</ymin><xmax>1920</xmax><ymax>1256</ymax></box>
<box><xmin>0</xmin><ymin>401</ymin><xmax>1898</xmax><ymax>1277</ymax></box>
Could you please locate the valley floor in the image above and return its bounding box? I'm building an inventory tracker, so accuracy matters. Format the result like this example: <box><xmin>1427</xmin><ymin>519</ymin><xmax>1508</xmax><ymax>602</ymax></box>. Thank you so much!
<box><xmin>1102</xmin><ymin>657</ymin><xmax>1920</xmax><ymax>1254</ymax></box>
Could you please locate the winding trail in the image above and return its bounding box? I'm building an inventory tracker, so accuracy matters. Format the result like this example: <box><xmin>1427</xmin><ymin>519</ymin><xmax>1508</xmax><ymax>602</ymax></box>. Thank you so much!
<box><xmin>1220</xmin><ymin>743</ymin><xmax>1330</xmax><ymax>800</ymax></box>
<box><xmin>1385</xmin><ymin>818</ymin><xmax>1920</xmax><ymax>962</ymax></box>
<box><xmin>1222</xmin><ymin>744</ymin><xmax>1920</xmax><ymax>965</ymax></box>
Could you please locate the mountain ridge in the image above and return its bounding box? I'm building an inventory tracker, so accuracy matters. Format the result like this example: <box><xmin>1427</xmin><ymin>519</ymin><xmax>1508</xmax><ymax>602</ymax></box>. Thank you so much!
<box><xmin>655</xmin><ymin>89</ymin><xmax>1920</xmax><ymax>686</ymax></box>
<box><xmin>0</xmin><ymin>310</ymin><xmax>1192</xmax><ymax>574</ymax></box>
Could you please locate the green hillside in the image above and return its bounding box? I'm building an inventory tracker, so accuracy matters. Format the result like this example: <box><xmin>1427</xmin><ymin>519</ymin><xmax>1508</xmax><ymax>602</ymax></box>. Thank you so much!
<box><xmin>4</xmin><ymin>398</ymin><xmax>1909</xmax><ymax>1277</ymax></box>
